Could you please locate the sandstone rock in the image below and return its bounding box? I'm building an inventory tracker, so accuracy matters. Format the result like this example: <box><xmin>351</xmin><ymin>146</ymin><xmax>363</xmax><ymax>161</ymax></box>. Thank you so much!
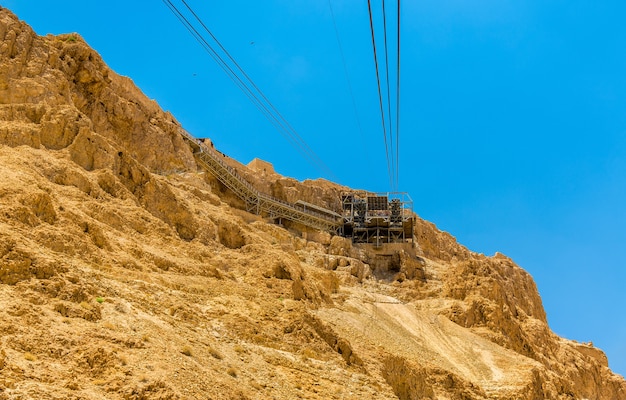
<box><xmin>382</xmin><ymin>356</ymin><xmax>445</xmax><ymax>400</ymax></box>
<box><xmin>53</xmin><ymin>300</ymin><xmax>102</xmax><ymax>322</ymax></box>
<box><xmin>0</xmin><ymin>7</ymin><xmax>624</xmax><ymax>400</ymax></box>
<box><xmin>0</xmin><ymin>240</ymin><xmax>33</xmax><ymax>285</ymax></box>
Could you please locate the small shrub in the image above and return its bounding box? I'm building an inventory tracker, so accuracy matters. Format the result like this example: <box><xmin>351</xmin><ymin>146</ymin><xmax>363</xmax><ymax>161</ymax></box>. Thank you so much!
<box><xmin>95</xmin><ymin>297</ymin><xmax>105</xmax><ymax>304</ymax></box>
<box><xmin>208</xmin><ymin>347</ymin><xmax>223</xmax><ymax>360</ymax></box>
<box><xmin>24</xmin><ymin>352</ymin><xmax>37</xmax><ymax>362</ymax></box>
<box><xmin>227</xmin><ymin>367</ymin><xmax>237</xmax><ymax>378</ymax></box>
<box><xmin>181</xmin><ymin>346</ymin><xmax>193</xmax><ymax>357</ymax></box>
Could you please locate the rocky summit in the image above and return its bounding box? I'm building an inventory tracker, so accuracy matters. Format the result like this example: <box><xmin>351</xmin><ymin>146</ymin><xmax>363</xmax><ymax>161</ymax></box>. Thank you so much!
<box><xmin>0</xmin><ymin>7</ymin><xmax>624</xmax><ymax>400</ymax></box>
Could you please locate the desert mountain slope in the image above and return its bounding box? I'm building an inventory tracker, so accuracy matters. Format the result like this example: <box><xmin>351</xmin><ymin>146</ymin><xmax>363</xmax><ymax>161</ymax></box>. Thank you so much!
<box><xmin>0</xmin><ymin>7</ymin><xmax>625</xmax><ymax>400</ymax></box>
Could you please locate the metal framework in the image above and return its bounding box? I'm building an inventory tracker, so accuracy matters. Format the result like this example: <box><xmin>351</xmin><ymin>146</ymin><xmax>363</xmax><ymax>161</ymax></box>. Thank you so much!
<box><xmin>178</xmin><ymin>128</ymin><xmax>415</xmax><ymax>244</ymax></box>
<box><xmin>178</xmin><ymin>128</ymin><xmax>342</xmax><ymax>233</ymax></box>
<box><xmin>340</xmin><ymin>191</ymin><xmax>414</xmax><ymax>246</ymax></box>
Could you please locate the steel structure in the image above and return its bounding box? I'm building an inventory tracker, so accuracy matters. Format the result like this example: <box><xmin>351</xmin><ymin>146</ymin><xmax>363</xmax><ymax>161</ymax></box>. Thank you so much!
<box><xmin>340</xmin><ymin>191</ymin><xmax>414</xmax><ymax>246</ymax></box>
<box><xmin>178</xmin><ymin>128</ymin><xmax>414</xmax><ymax>244</ymax></box>
<box><xmin>178</xmin><ymin>128</ymin><xmax>342</xmax><ymax>233</ymax></box>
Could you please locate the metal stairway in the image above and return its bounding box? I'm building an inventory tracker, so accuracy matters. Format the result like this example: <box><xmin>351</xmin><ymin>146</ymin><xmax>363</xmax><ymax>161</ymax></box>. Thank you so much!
<box><xmin>178</xmin><ymin>128</ymin><xmax>342</xmax><ymax>233</ymax></box>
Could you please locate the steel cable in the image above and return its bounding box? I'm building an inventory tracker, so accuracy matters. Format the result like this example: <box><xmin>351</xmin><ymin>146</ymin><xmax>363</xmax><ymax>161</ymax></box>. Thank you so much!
<box><xmin>164</xmin><ymin>0</ymin><xmax>336</xmax><ymax>179</ymax></box>
<box><xmin>381</xmin><ymin>0</ymin><xmax>395</xmax><ymax>189</ymax></box>
<box><xmin>327</xmin><ymin>0</ymin><xmax>367</xmax><ymax>149</ymax></box>
<box><xmin>178</xmin><ymin>0</ymin><xmax>329</xmax><ymax>176</ymax></box>
<box><xmin>367</xmin><ymin>0</ymin><xmax>394</xmax><ymax>188</ymax></box>
<box><xmin>395</xmin><ymin>0</ymin><xmax>401</xmax><ymax>189</ymax></box>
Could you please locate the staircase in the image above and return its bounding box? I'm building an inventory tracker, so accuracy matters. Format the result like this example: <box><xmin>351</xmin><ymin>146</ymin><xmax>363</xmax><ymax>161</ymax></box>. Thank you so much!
<box><xmin>178</xmin><ymin>128</ymin><xmax>342</xmax><ymax>233</ymax></box>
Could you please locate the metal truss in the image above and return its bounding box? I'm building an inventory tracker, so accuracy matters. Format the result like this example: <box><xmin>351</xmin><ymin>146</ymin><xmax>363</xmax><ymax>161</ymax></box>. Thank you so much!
<box><xmin>341</xmin><ymin>191</ymin><xmax>415</xmax><ymax>245</ymax></box>
<box><xmin>178</xmin><ymin>128</ymin><xmax>341</xmax><ymax>233</ymax></box>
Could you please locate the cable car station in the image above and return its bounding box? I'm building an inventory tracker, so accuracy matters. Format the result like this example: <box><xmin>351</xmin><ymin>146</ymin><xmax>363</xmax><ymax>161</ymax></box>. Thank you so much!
<box><xmin>340</xmin><ymin>191</ymin><xmax>414</xmax><ymax>246</ymax></box>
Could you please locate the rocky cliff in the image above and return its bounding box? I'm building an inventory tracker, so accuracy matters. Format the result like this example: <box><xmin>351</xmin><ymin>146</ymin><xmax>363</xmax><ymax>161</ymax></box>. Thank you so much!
<box><xmin>0</xmin><ymin>7</ymin><xmax>624</xmax><ymax>399</ymax></box>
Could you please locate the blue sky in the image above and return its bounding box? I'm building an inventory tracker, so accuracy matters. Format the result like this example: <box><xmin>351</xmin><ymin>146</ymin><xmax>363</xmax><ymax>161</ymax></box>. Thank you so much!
<box><xmin>5</xmin><ymin>1</ymin><xmax>625</xmax><ymax>376</ymax></box>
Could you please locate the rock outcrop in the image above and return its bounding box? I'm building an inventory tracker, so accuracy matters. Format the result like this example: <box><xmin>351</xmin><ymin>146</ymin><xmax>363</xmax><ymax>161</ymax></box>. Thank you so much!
<box><xmin>0</xmin><ymin>7</ymin><xmax>624</xmax><ymax>399</ymax></box>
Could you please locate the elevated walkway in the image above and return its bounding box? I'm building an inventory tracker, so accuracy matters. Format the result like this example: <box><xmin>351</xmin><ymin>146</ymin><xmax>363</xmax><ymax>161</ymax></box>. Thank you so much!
<box><xmin>178</xmin><ymin>128</ymin><xmax>342</xmax><ymax>233</ymax></box>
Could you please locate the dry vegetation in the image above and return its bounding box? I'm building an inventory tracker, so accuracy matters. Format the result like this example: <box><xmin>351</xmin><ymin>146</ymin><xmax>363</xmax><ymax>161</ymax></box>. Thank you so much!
<box><xmin>0</xmin><ymin>6</ymin><xmax>625</xmax><ymax>399</ymax></box>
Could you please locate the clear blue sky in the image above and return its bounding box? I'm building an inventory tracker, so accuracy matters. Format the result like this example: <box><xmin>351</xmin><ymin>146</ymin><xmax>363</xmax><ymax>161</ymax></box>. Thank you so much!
<box><xmin>6</xmin><ymin>1</ymin><xmax>625</xmax><ymax>376</ymax></box>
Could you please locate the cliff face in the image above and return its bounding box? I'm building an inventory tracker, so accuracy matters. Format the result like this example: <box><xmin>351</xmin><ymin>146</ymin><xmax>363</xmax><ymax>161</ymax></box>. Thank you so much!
<box><xmin>0</xmin><ymin>7</ymin><xmax>624</xmax><ymax>400</ymax></box>
<box><xmin>0</xmin><ymin>8</ymin><xmax>193</xmax><ymax>174</ymax></box>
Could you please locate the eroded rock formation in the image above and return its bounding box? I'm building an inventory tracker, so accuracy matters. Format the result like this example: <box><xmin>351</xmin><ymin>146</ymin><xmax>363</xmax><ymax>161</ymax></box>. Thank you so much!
<box><xmin>0</xmin><ymin>7</ymin><xmax>624</xmax><ymax>399</ymax></box>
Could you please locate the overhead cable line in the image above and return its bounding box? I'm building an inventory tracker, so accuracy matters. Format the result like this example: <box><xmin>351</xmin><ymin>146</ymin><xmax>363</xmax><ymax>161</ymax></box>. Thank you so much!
<box><xmin>163</xmin><ymin>0</ymin><xmax>289</xmax><ymax>141</ymax></box>
<box><xmin>381</xmin><ymin>0</ymin><xmax>395</xmax><ymax>189</ymax></box>
<box><xmin>366</xmin><ymin>0</ymin><xmax>402</xmax><ymax>190</ymax></box>
<box><xmin>178</xmin><ymin>0</ymin><xmax>327</xmax><ymax>175</ymax></box>
<box><xmin>395</xmin><ymin>0</ymin><xmax>401</xmax><ymax>188</ymax></box>
<box><xmin>327</xmin><ymin>0</ymin><xmax>367</xmax><ymax>149</ymax></box>
<box><xmin>367</xmin><ymin>0</ymin><xmax>394</xmax><ymax>189</ymax></box>
<box><xmin>163</xmin><ymin>0</ymin><xmax>280</xmax><ymax>134</ymax></box>
<box><xmin>163</xmin><ymin>0</ymin><xmax>336</xmax><ymax>180</ymax></box>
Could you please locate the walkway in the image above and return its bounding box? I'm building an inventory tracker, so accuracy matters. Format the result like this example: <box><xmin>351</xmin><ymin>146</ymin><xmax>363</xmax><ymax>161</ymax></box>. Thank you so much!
<box><xmin>178</xmin><ymin>128</ymin><xmax>342</xmax><ymax>233</ymax></box>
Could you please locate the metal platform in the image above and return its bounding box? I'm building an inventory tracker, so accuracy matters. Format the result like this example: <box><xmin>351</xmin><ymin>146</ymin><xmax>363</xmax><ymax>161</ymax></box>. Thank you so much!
<box><xmin>341</xmin><ymin>191</ymin><xmax>414</xmax><ymax>246</ymax></box>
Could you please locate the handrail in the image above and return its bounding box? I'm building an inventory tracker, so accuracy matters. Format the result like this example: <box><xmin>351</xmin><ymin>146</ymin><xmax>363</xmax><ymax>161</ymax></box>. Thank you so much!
<box><xmin>177</xmin><ymin>127</ymin><xmax>342</xmax><ymax>231</ymax></box>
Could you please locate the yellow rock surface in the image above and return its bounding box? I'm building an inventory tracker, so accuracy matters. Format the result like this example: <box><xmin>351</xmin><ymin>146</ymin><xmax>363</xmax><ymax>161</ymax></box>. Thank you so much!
<box><xmin>0</xmin><ymin>7</ymin><xmax>624</xmax><ymax>399</ymax></box>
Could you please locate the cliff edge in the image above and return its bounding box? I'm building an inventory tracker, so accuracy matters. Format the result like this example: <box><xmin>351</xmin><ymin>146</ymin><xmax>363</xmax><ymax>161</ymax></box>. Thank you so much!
<box><xmin>0</xmin><ymin>8</ymin><xmax>624</xmax><ymax>399</ymax></box>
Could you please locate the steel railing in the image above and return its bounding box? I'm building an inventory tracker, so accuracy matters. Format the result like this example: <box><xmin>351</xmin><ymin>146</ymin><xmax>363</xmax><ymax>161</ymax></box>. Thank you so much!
<box><xmin>178</xmin><ymin>128</ymin><xmax>341</xmax><ymax>233</ymax></box>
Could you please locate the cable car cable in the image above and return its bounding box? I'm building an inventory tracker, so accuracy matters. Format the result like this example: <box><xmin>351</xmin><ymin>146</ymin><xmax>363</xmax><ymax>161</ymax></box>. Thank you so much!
<box><xmin>164</xmin><ymin>0</ymin><xmax>336</xmax><ymax>179</ymax></box>
<box><xmin>367</xmin><ymin>0</ymin><xmax>394</xmax><ymax>188</ymax></box>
